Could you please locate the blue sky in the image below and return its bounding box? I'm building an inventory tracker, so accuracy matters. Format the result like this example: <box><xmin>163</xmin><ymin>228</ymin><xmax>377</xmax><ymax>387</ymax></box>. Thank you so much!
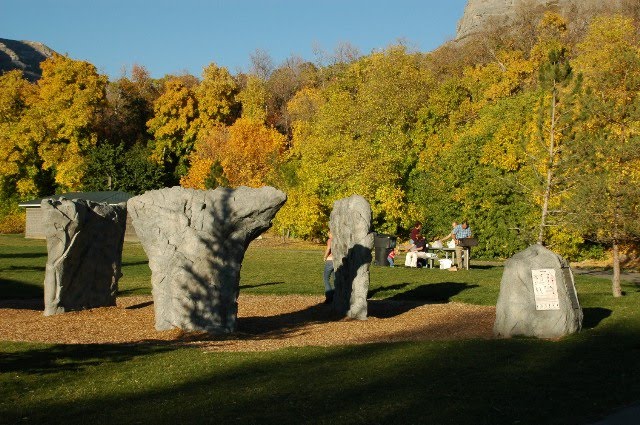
<box><xmin>2</xmin><ymin>0</ymin><xmax>468</xmax><ymax>79</ymax></box>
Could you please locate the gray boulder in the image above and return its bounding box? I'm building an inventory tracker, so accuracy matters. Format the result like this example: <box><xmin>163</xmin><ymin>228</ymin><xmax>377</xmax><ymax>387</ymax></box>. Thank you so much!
<box><xmin>42</xmin><ymin>198</ymin><xmax>127</xmax><ymax>316</ymax></box>
<box><xmin>494</xmin><ymin>244</ymin><xmax>583</xmax><ymax>338</ymax></box>
<box><xmin>329</xmin><ymin>195</ymin><xmax>374</xmax><ymax>320</ymax></box>
<box><xmin>127</xmin><ymin>186</ymin><xmax>286</xmax><ymax>333</ymax></box>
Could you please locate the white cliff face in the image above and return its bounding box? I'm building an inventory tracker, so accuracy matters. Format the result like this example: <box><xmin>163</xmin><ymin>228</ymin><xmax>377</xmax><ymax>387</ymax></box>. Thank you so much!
<box><xmin>456</xmin><ymin>0</ymin><xmax>622</xmax><ymax>40</ymax></box>
<box><xmin>457</xmin><ymin>0</ymin><xmax>517</xmax><ymax>40</ymax></box>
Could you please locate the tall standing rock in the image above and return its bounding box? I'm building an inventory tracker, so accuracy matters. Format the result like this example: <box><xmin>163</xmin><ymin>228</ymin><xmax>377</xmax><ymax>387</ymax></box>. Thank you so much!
<box><xmin>329</xmin><ymin>195</ymin><xmax>374</xmax><ymax>320</ymax></box>
<box><xmin>494</xmin><ymin>244</ymin><xmax>582</xmax><ymax>338</ymax></box>
<box><xmin>42</xmin><ymin>198</ymin><xmax>127</xmax><ymax>316</ymax></box>
<box><xmin>127</xmin><ymin>186</ymin><xmax>286</xmax><ymax>333</ymax></box>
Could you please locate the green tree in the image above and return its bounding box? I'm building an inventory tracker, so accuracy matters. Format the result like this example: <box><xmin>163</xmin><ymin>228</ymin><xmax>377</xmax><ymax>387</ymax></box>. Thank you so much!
<box><xmin>83</xmin><ymin>142</ymin><xmax>165</xmax><ymax>195</ymax></box>
<box><xmin>529</xmin><ymin>13</ymin><xmax>576</xmax><ymax>246</ymax></box>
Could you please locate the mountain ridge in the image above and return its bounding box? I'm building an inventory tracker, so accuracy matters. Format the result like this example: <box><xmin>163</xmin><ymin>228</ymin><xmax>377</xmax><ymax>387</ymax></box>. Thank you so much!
<box><xmin>0</xmin><ymin>38</ymin><xmax>55</xmax><ymax>81</ymax></box>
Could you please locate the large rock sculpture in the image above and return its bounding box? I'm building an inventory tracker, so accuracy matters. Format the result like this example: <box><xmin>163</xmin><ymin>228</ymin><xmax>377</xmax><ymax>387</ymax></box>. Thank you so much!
<box><xmin>329</xmin><ymin>195</ymin><xmax>374</xmax><ymax>320</ymax></box>
<box><xmin>127</xmin><ymin>186</ymin><xmax>286</xmax><ymax>333</ymax></box>
<box><xmin>42</xmin><ymin>198</ymin><xmax>127</xmax><ymax>316</ymax></box>
<box><xmin>494</xmin><ymin>244</ymin><xmax>583</xmax><ymax>338</ymax></box>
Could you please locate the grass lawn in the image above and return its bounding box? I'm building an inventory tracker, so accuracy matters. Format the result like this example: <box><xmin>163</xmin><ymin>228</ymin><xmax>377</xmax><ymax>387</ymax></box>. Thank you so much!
<box><xmin>1</xmin><ymin>234</ymin><xmax>639</xmax><ymax>424</ymax></box>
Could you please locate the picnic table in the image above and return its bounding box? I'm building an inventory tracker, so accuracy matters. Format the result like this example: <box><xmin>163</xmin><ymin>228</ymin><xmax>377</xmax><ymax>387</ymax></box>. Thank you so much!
<box><xmin>425</xmin><ymin>246</ymin><xmax>470</xmax><ymax>270</ymax></box>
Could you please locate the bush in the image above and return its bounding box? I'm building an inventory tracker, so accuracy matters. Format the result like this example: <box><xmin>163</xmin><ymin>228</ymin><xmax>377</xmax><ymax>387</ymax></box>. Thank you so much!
<box><xmin>0</xmin><ymin>208</ymin><xmax>25</xmax><ymax>234</ymax></box>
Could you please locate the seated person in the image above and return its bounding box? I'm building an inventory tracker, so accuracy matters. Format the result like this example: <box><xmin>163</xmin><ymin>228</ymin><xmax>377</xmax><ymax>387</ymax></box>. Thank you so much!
<box><xmin>409</xmin><ymin>221</ymin><xmax>422</xmax><ymax>244</ymax></box>
<box><xmin>404</xmin><ymin>234</ymin><xmax>430</xmax><ymax>267</ymax></box>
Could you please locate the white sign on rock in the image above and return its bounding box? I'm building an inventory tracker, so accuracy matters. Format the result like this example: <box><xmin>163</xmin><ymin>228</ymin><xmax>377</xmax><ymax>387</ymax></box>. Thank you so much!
<box><xmin>532</xmin><ymin>269</ymin><xmax>560</xmax><ymax>311</ymax></box>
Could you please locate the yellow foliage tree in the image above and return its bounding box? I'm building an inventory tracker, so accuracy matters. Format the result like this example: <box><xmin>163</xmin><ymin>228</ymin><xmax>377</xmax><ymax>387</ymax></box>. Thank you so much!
<box><xmin>195</xmin><ymin>62</ymin><xmax>239</xmax><ymax>129</ymax></box>
<box><xmin>147</xmin><ymin>77</ymin><xmax>199</xmax><ymax>179</ymax></box>
<box><xmin>571</xmin><ymin>15</ymin><xmax>640</xmax><ymax>296</ymax></box>
<box><xmin>181</xmin><ymin>118</ymin><xmax>285</xmax><ymax>189</ymax></box>
<box><xmin>285</xmin><ymin>46</ymin><xmax>434</xmax><ymax>237</ymax></box>
<box><xmin>15</xmin><ymin>55</ymin><xmax>107</xmax><ymax>192</ymax></box>
<box><xmin>236</xmin><ymin>75</ymin><xmax>269</xmax><ymax>123</ymax></box>
<box><xmin>0</xmin><ymin>70</ymin><xmax>37</xmax><ymax>196</ymax></box>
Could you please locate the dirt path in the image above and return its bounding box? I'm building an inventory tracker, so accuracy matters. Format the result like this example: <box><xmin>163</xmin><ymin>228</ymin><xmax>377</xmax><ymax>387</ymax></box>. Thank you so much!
<box><xmin>0</xmin><ymin>295</ymin><xmax>495</xmax><ymax>352</ymax></box>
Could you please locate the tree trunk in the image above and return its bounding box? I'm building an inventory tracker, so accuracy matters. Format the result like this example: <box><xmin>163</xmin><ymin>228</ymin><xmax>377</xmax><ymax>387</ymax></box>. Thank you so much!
<box><xmin>538</xmin><ymin>85</ymin><xmax>557</xmax><ymax>245</ymax></box>
<box><xmin>612</xmin><ymin>242</ymin><xmax>622</xmax><ymax>297</ymax></box>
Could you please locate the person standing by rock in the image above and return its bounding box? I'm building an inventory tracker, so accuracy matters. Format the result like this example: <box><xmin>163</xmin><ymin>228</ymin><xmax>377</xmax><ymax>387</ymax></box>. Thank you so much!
<box><xmin>323</xmin><ymin>230</ymin><xmax>335</xmax><ymax>303</ymax></box>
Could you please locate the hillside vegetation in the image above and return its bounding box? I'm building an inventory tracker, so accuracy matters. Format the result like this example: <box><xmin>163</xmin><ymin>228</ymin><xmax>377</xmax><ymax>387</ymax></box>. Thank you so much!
<box><xmin>1</xmin><ymin>8</ymin><xmax>639</xmax><ymax>275</ymax></box>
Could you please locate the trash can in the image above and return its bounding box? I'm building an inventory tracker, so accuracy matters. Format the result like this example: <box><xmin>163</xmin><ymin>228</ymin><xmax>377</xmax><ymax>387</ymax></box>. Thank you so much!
<box><xmin>374</xmin><ymin>233</ymin><xmax>397</xmax><ymax>266</ymax></box>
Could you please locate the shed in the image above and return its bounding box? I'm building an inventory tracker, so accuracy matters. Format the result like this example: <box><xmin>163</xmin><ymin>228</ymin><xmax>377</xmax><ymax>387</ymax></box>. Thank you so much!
<box><xmin>19</xmin><ymin>191</ymin><xmax>138</xmax><ymax>241</ymax></box>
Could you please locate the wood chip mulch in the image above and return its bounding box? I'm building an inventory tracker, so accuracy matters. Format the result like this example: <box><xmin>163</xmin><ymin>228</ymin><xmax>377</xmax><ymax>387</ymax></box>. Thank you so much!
<box><xmin>0</xmin><ymin>295</ymin><xmax>496</xmax><ymax>352</ymax></box>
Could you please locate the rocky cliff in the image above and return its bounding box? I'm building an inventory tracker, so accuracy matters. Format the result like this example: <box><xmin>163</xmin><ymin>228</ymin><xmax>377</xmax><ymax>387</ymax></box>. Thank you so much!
<box><xmin>456</xmin><ymin>0</ymin><xmax>624</xmax><ymax>40</ymax></box>
<box><xmin>0</xmin><ymin>38</ymin><xmax>55</xmax><ymax>81</ymax></box>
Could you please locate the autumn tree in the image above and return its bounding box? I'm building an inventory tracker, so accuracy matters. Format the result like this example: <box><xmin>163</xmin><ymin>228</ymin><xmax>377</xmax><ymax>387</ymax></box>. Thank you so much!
<box><xmin>181</xmin><ymin>117</ymin><xmax>285</xmax><ymax>189</ymax></box>
<box><xmin>236</xmin><ymin>74</ymin><xmax>269</xmax><ymax>123</ymax></box>
<box><xmin>100</xmin><ymin>64</ymin><xmax>159</xmax><ymax>146</ymax></box>
<box><xmin>267</xmin><ymin>56</ymin><xmax>319</xmax><ymax>135</ymax></box>
<box><xmin>570</xmin><ymin>15</ymin><xmax>640</xmax><ymax>296</ymax></box>
<box><xmin>282</xmin><ymin>45</ymin><xmax>433</xmax><ymax>238</ymax></box>
<box><xmin>11</xmin><ymin>54</ymin><xmax>108</xmax><ymax>193</ymax></box>
<box><xmin>146</xmin><ymin>76</ymin><xmax>199</xmax><ymax>181</ymax></box>
<box><xmin>195</xmin><ymin>62</ymin><xmax>239</xmax><ymax>129</ymax></box>
<box><xmin>0</xmin><ymin>70</ymin><xmax>39</xmax><ymax>198</ymax></box>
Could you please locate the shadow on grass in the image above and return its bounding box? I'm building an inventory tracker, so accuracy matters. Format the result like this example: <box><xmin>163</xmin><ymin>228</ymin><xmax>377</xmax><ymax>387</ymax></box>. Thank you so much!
<box><xmin>368</xmin><ymin>283</ymin><xmax>411</xmax><ymax>298</ymax></box>
<box><xmin>582</xmin><ymin>307</ymin><xmax>613</xmax><ymax>329</ymax></box>
<box><xmin>3</xmin><ymin>325</ymin><xmax>640</xmax><ymax>425</ymax></box>
<box><xmin>117</xmin><ymin>288</ymin><xmax>151</xmax><ymax>296</ymax></box>
<box><xmin>468</xmin><ymin>264</ymin><xmax>495</xmax><ymax>270</ymax></box>
<box><xmin>366</xmin><ymin>282</ymin><xmax>479</xmax><ymax>319</ymax></box>
<box><xmin>387</xmin><ymin>282</ymin><xmax>479</xmax><ymax>303</ymax></box>
<box><xmin>0</xmin><ymin>343</ymin><xmax>174</xmax><ymax>375</ymax></box>
<box><xmin>239</xmin><ymin>281</ymin><xmax>284</xmax><ymax>289</ymax></box>
<box><xmin>121</xmin><ymin>260</ymin><xmax>150</xmax><ymax>267</ymax></box>
<box><xmin>0</xmin><ymin>265</ymin><xmax>46</xmax><ymax>272</ymax></box>
<box><xmin>0</xmin><ymin>278</ymin><xmax>43</xmax><ymax>301</ymax></box>
<box><xmin>0</xmin><ymin>252</ymin><xmax>47</xmax><ymax>259</ymax></box>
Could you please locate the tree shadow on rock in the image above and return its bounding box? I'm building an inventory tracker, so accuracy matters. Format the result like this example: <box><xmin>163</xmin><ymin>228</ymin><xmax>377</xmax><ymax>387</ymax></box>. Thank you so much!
<box><xmin>176</xmin><ymin>187</ymin><xmax>286</xmax><ymax>334</ymax></box>
<box><xmin>333</xmin><ymin>244</ymin><xmax>372</xmax><ymax>319</ymax></box>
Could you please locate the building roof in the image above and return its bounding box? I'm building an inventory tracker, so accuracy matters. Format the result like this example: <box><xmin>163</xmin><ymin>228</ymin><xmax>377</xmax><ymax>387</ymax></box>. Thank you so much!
<box><xmin>18</xmin><ymin>191</ymin><xmax>133</xmax><ymax>207</ymax></box>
